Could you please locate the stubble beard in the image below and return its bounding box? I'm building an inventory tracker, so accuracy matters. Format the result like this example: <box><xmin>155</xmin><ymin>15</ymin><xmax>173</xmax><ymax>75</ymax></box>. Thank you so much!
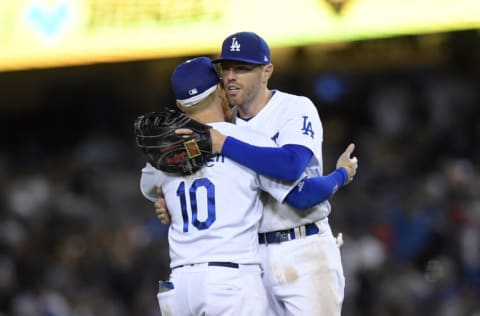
<box><xmin>226</xmin><ymin>94</ymin><xmax>240</xmax><ymax>108</ymax></box>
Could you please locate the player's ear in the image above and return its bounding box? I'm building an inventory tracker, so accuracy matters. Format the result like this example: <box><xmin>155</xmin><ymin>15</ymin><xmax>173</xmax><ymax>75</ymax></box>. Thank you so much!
<box><xmin>175</xmin><ymin>101</ymin><xmax>185</xmax><ymax>113</ymax></box>
<box><xmin>262</xmin><ymin>63</ymin><xmax>274</xmax><ymax>82</ymax></box>
<box><xmin>214</xmin><ymin>83</ymin><xmax>222</xmax><ymax>96</ymax></box>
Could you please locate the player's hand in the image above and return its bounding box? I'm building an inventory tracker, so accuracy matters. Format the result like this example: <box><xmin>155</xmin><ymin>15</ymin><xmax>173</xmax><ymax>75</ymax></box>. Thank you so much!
<box><xmin>175</xmin><ymin>128</ymin><xmax>226</xmax><ymax>154</ymax></box>
<box><xmin>210</xmin><ymin>129</ymin><xmax>227</xmax><ymax>154</ymax></box>
<box><xmin>336</xmin><ymin>143</ymin><xmax>358</xmax><ymax>185</ymax></box>
<box><xmin>175</xmin><ymin>128</ymin><xmax>193</xmax><ymax>136</ymax></box>
<box><xmin>155</xmin><ymin>187</ymin><xmax>171</xmax><ymax>225</ymax></box>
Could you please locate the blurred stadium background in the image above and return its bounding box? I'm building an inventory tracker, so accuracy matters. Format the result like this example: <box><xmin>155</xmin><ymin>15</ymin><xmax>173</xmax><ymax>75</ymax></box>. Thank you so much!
<box><xmin>0</xmin><ymin>1</ymin><xmax>479</xmax><ymax>315</ymax></box>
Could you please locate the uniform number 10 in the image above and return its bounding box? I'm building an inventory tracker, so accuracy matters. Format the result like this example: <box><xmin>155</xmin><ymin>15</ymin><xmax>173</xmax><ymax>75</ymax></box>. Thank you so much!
<box><xmin>177</xmin><ymin>178</ymin><xmax>216</xmax><ymax>232</ymax></box>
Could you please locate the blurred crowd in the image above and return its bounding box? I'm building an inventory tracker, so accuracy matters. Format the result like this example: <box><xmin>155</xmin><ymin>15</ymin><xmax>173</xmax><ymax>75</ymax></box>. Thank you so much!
<box><xmin>319</xmin><ymin>69</ymin><xmax>480</xmax><ymax>316</ymax></box>
<box><xmin>0</xmin><ymin>60</ymin><xmax>479</xmax><ymax>316</ymax></box>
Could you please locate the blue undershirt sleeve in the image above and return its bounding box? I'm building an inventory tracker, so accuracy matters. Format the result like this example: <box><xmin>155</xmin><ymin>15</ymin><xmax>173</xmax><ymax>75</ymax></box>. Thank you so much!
<box><xmin>284</xmin><ymin>168</ymin><xmax>348</xmax><ymax>211</ymax></box>
<box><xmin>221</xmin><ymin>136</ymin><xmax>312</xmax><ymax>181</ymax></box>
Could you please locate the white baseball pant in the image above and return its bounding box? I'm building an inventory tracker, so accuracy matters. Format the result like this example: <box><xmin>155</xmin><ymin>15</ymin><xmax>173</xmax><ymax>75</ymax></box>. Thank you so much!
<box><xmin>157</xmin><ymin>262</ymin><xmax>267</xmax><ymax>316</ymax></box>
<box><xmin>259</xmin><ymin>218</ymin><xmax>345</xmax><ymax>316</ymax></box>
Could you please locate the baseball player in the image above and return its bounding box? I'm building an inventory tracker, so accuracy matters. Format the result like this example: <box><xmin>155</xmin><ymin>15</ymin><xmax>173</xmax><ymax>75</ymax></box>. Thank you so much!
<box><xmin>209</xmin><ymin>31</ymin><xmax>350</xmax><ymax>315</ymax></box>
<box><xmin>140</xmin><ymin>57</ymin><xmax>357</xmax><ymax>316</ymax></box>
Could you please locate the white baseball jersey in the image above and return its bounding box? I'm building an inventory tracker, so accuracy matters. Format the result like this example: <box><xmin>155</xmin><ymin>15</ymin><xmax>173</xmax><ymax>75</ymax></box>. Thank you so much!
<box><xmin>140</xmin><ymin>121</ymin><xmax>300</xmax><ymax>268</ymax></box>
<box><xmin>235</xmin><ymin>90</ymin><xmax>331</xmax><ymax>233</ymax></box>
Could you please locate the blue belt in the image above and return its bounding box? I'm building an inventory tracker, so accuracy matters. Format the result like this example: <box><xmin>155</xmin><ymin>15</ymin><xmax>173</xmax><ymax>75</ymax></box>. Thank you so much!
<box><xmin>258</xmin><ymin>223</ymin><xmax>319</xmax><ymax>244</ymax></box>
<box><xmin>173</xmin><ymin>261</ymin><xmax>239</xmax><ymax>269</ymax></box>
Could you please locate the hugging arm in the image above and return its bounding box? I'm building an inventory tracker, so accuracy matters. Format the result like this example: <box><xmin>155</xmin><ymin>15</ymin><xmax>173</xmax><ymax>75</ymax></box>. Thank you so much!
<box><xmin>284</xmin><ymin>168</ymin><xmax>347</xmax><ymax>210</ymax></box>
<box><xmin>284</xmin><ymin>143</ymin><xmax>358</xmax><ymax>210</ymax></box>
<box><xmin>221</xmin><ymin>136</ymin><xmax>313</xmax><ymax>181</ymax></box>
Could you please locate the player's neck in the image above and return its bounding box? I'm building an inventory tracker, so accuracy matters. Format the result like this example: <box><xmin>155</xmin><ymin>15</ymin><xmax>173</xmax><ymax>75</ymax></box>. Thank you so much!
<box><xmin>184</xmin><ymin>92</ymin><xmax>226</xmax><ymax>123</ymax></box>
<box><xmin>237</xmin><ymin>89</ymin><xmax>272</xmax><ymax>119</ymax></box>
<box><xmin>190</xmin><ymin>112</ymin><xmax>224</xmax><ymax>124</ymax></box>
<box><xmin>188</xmin><ymin>104</ymin><xmax>225</xmax><ymax>124</ymax></box>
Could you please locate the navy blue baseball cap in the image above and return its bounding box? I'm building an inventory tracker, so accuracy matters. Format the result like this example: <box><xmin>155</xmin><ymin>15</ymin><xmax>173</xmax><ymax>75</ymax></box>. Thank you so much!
<box><xmin>213</xmin><ymin>31</ymin><xmax>271</xmax><ymax>65</ymax></box>
<box><xmin>171</xmin><ymin>57</ymin><xmax>220</xmax><ymax>107</ymax></box>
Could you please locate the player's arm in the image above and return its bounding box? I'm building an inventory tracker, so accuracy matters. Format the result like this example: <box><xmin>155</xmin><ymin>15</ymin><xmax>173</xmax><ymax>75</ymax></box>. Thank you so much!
<box><xmin>259</xmin><ymin>143</ymin><xmax>357</xmax><ymax>211</ymax></box>
<box><xmin>284</xmin><ymin>143</ymin><xmax>357</xmax><ymax>210</ymax></box>
<box><xmin>140</xmin><ymin>164</ymin><xmax>171</xmax><ymax>224</ymax></box>
<box><xmin>154</xmin><ymin>187</ymin><xmax>170</xmax><ymax>225</ymax></box>
<box><xmin>140</xmin><ymin>163</ymin><xmax>159</xmax><ymax>202</ymax></box>
<box><xmin>284</xmin><ymin>170</ymin><xmax>345</xmax><ymax>210</ymax></box>
<box><xmin>211</xmin><ymin>129</ymin><xmax>312</xmax><ymax>181</ymax></box>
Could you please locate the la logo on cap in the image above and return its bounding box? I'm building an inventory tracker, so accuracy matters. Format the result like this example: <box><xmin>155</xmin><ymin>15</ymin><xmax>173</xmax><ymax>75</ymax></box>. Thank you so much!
<box><xmin>229</xmin><ymin>37</ymin><xmax>240</xmax><ymax>52</ymax></box>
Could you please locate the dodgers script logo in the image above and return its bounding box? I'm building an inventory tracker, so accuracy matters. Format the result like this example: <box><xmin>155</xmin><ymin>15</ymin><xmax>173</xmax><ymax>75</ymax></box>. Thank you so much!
<box><xmin>302</xmin><ymin>116</ymin><xmax>314</xmax><ymax>138</ymax></box>
<box><xmin>230</xmin><ymin>37</ymin><xmax>241</xmax><ymax>51</ymax></box>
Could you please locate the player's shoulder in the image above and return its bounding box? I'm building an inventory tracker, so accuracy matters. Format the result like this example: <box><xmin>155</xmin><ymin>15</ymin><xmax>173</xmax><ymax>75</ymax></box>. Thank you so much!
<box><xmin>213</xmin><ymin>122</ymin><xmax>273</xmax><ymax>146</ymax></box>
<box><xmin>209</xmin><ymin>121</ymin><xmax>236</xmax><ymax>134</ymax></box>
<box><xmin>273</xmin><ymin>90</ymin><xmax>316</xmax><ymax>108</ymax></box>
<box><xmin>275</xmin><ymin>90</ymin><xmax>314</xmax><ymax>101</ymax></box>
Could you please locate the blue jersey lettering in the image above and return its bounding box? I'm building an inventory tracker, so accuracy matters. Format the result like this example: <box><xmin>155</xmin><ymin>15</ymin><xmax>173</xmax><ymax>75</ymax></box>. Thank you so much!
<box><xmin>301</xmin><ymin>116</ymin><xmax>314</xmax><ymax>139</ymax></box>
<box><xmin>206</xmin><ymin>154</ymin><xmax>225</xmax><ymax>166</ymax></box>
